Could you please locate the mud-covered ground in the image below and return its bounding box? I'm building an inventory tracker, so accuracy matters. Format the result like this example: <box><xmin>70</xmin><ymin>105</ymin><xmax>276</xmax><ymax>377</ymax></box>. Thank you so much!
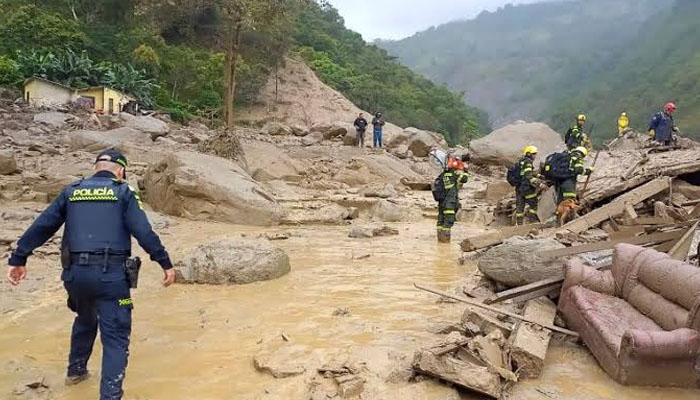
<box><xmin>2</xmin><ymin>214</ymin><xmax>700</xmax><ymax>400</ymax></box>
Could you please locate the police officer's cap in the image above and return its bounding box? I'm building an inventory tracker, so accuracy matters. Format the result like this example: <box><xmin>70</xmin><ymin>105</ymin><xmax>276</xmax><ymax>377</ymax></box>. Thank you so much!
<box><xmin>95</xmin><ymin>148</ymin><xmax>128</xmax><ymax>169</ymax></box>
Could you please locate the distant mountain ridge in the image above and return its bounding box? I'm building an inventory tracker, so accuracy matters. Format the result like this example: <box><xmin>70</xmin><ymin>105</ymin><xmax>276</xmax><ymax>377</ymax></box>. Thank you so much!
<box><xmin>378</xmin><ymin>0</ymin><xmax>700</xmax><ymax>142</ymax></box>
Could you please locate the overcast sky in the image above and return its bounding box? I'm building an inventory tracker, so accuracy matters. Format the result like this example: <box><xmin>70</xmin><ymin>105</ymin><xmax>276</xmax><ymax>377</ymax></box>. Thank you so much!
<box><xmin>326</xmin><ymin>0</ymin><xmax>547</xmax><ymax>41</ymax></box>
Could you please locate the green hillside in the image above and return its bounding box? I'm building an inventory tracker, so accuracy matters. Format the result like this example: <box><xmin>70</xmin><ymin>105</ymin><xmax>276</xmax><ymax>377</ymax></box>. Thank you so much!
<box><xmin>379</xmin><ymin>0</ymin><xmax>700</xmax><ymax>143</ymax></box>
<box><xmin>0</xmin><ymin>0</ymin><xmax>488</xmax><ymax>145</ymax></box>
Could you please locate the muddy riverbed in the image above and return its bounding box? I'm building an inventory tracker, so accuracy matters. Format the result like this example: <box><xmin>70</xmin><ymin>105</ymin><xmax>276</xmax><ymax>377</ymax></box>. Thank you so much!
<box><xmin>2</xmin><ymin>219</ymin><xmax>699</xmax><ymax>400</ymax></box>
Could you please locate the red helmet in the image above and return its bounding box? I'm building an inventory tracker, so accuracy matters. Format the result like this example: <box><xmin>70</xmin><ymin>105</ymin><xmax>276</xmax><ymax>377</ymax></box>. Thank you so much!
<box><xmin>665</xmin><ymin>102</ymin><xmax>677</xmax><ymax>113</ymax></box>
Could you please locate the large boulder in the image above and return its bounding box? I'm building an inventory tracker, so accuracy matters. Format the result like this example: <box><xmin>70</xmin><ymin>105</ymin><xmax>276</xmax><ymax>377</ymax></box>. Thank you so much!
<box><xmin>388</xmin><ymin>127</ymin><xmax>447</xmax><ymax>157</ymax></box>
<box><xmin>301</xmin><ymin>131</ymin><xmax>324</xmax><ymax>146</ymax></box>
<box><xmin>477</xmin><ymin>237</ymin><xmax>566</xmax><ymax>287</ymax></box>
<box><xmin>143</xmin><ymin>151</ymin><xmax>284</xmax><ymax>225</ymax></box>
<box><xmin>242</xmin><ymin>142</ymin><xmax>303</xmax><ymax>182</ymax></box>
<box><xmin>311</xmin><ymin>122</ymin><xmax>347</xmax><ymax>140</ymax></box>
<box><xmin>0</xmin><ymin>150</ymin><xmax>17</xmax><ymax>175</ymax></box>
<box><xmin>69</xmin><ymin>127</ymin><xmax>153</xmax><ymax>153</ymax></box>
<box><xmin>118</xmin><ymin>113</ymin><xmax>170</xmax><ymax>139</ymax></box>
<box><xmin>469</xmin><ymin>122</ymin><xmax>564</xmax><ymax>166</ymax></box>
<box><xmin>175</xmin><ymin>239</ymin><xmax>290</xmax><ymax>284</ymax></box>
<box><xmin>33</xmin><ymin>111</ymin><xmax>75</xmax><ymax>129</ymax></box>
<box><xmin>261</xmin><ymin>122</ymin><xmax>293</xmax><ymax>136</ymax></box>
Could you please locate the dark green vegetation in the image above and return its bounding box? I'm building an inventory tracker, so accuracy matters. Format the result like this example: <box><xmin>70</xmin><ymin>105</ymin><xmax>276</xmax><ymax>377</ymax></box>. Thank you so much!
<box><xmin>381</xmin><ymin>0</ymin><xmax>700</xmax><ymax>143</ymax></box>
<box><xmin>0</xmin><ymin>0</ymin><xmax>488</xmax><ymax>144</ymax></box>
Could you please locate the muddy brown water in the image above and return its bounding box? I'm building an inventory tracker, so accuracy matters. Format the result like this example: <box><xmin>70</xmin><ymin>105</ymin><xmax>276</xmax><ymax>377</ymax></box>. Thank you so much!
<box><xmin>1</xmin><ymin>220</ymin><xmax>699</xmax><ymax>399</ymax></box>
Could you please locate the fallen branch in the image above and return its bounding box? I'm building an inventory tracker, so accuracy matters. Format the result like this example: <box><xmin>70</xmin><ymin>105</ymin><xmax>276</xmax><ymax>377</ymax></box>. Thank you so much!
<box><xmin>414</xmin><ymin>283</ymin><xmax>579</xmax><ymax>337</ymax></box>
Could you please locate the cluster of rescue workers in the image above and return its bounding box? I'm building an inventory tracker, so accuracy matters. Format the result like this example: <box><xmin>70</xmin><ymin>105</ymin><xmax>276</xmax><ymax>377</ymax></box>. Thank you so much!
<box><xmin>432</xmin><ymin>102</ymin><xmax>682</xmax><ymax>242</ymax></box>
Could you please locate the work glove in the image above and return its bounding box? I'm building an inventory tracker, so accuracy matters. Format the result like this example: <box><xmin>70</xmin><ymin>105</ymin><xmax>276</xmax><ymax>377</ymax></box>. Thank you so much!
<box><xmin>585</xmin><ymin>167</ymin><xmax>595</xmax><ymax>176</ymax></box>
<box><xmin>672</xmin><ymin>126</ymin><xmax>679</xmax><ymax>133</ymax></box>
<box><xmin>538</xmin><ymin>182</ymin><xmax>549</xmax><ymax>192</ymax></box>
<box><xmin>649</xmin><ymin>129</ymin><xmax>655</xmax><ymax>139</ymax></box>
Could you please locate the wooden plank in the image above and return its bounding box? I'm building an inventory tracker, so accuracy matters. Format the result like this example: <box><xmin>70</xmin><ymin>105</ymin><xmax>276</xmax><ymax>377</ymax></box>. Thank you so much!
<box><xmin>668</xmin><ymin>221</ymin><xmax>700</xmax><ymax>261</ymax></box>
<box><xmin>507</xmin><ymin>285</ymin><xmax>562</xmax><ymax>304</ymax></box>
<box><xmin>625</xmin><ymin>216</ymin><xmax>676</xmax><ymax>226</ymax></box>
<box><xmin>690</xmin><ymin>203</ymin><xmax>700</xmax><ymax>219</ymax></box>
<box><xmin>540</xmin><ymin>230</ymin><xmax>684</xmax><ymax>259</ymax></box>
<box><xmin>654</xmin><ymin>240</ymin><xmax>677</xmax><ymax>252</ymax></box>
<box><xmin>460</xmin><ymin>223</ymin><xmax>544</xmax><ymax>252</ymax></box>
<box><xmin>414</xmin><ymin>283</ymin><xmax>579</xmax><ymax>337</ymax></box>
<box><xmin>536</xmin><ymin>186</ymin><xmax>557</xmax><ymax>223</ymax></box>
<box><xmin>558</xmin><ymin>178</ymin><xmax>669</xmax><ymax>234</ymax></box>
<box><xmin>609</xmin><ymin>226</ymin><xmax>645</xmax><ymax>241</ymax></box>
<box><xmin>509</xmin><ymin>298</ymin><xmax>557</xmax><ymax>379</ymax></box>
<box><xmin>485</xmin><ymin>262</ymin><xmax>612</xmax><ymax>305</ymax></box>
<box><xmin>624</xmin><ymin>204</ymin><xmax>639</xmax><ymax>220</ymax></box>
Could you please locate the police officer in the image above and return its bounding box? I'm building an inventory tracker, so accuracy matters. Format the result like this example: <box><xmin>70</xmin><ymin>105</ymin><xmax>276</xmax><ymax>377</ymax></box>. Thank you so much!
<box><xmin>6</xmin><ymin>149</ymin><xmax>175</xmax><ymax>400</ymax></box>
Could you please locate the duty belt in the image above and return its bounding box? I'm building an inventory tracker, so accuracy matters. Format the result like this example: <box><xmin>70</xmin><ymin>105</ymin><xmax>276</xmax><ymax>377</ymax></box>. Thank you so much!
<box><xmin>70</xmin><ymin>253</ymin><xmax>128</xmax><ymax>266</ymax></box>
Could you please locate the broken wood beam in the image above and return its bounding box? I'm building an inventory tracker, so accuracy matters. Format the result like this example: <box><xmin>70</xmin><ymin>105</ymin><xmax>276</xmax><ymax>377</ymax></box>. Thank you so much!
<box><xmin>461</xmin><ymin>223</ymin><xmax>545</xmax><ymax>252</ymax></box>
<box><xmin>668</xmin><ymin>221</ymin><xmax>700</xmax><ymax>261</ymax></box>
<box><xmin>624</xmin><ymin>204</ymin><xmax>639</xmax><ymax>220</ymax></box>
<box><xmin>557</xmin><ymin>178</ymin><xmax>670</xmax><ymax>234</ymax></box>
<box><xmin>608</xmin><ymin>225</ymin><xmax>646</xmax><ymax>241</ymax></box>
<box><xmin>690</xmin><ymin>203</ymin><xmax>700</xmax><ymax>219</ymax></box>
<box><xmin>485</xmin><ymin>262</ymin><xmax>612</xmax><ymax>305</ymax></box>
<box><xmin>540</xmin><ymin>230</ymin><xmax>684</xmax><ymax>259</ymax></box>
<box><xmin>413</xmin><ymin>351</ymin><xmax>501</xmax><ymax>398</ymax></box>
<box><xmin>624</xmin><ymin>216</ymin><xmax>676</xmax><ymax>226</ymax></box>
<box><xmin>509</xmin><ymin>298</ymin><xmax>557</xmax><ymax>379</ymax></box>
<box><xmin>414</xmin><ymin>283</ymin><xmax>579</xmax><ymax>337</ymax></box>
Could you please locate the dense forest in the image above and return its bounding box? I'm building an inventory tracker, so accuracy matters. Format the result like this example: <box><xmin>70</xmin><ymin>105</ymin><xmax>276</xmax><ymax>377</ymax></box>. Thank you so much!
<box><xmin>0</xmin><ymin>0</ymin><xmax>489</xmax><ymax>145</ymax></box>
<box><xmin>381</xmin><ymin>0</ymin><xmax>700</xmax><ymax>143</ymax></box>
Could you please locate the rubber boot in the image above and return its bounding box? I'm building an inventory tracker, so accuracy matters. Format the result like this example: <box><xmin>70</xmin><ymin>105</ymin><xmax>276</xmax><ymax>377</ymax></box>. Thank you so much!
<box><xmin>437</xmin><ymin>229</ymin><xmax>451</xmax><ymax>243</ymax></box>
<box><xmin>514</xmin><ymin>217</ymin><xmax>524</xmax><ymax>226</ymax></box>
<box><xmin>65</xmin><ymin>372</ymin><xmax>90</xmax><ymax>386</ymax></box>
<box><xmin>526</xmin><ymin>213</ymin><xmax>539</xmax><ymax>224</ymax></box>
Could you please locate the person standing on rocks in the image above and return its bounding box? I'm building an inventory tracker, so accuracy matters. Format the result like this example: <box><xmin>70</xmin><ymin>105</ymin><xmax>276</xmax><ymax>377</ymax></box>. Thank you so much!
<box><xmin>618</xmin><ymin>112</ymin><xmax>630</xmax><ymax>137</ymax></box>
<box><xmin>649</xmin><ymin>102</ymin><xmax>679</xmax><ymax>146</ymax></box>
<box><xmin>371</xmin><ymin>112</ymin><xmax>386</xmax><ymax>148</ymax></box>
<box><xmin>565</xmin><ymin>114</ymin><xmax>591</xmax><ymax>150</ymax></box>
<box><xmin>434</xmin><ymin>155</ymin><xmax>469</xmax><ymax>243</ymax></box>
<box><xmin>353</xmin><ymin>113</ymin><xmax>368</xmax><ymax>148</ymax></box>
<box><xmin>6</xmin><ymin>148</ymin><xmax>176</xmax><ymax>400</ymax></box>
<box><xmin>510</xmin><ymin>146</ymin><xmax>547</xmax><ymax>225</ymax></box>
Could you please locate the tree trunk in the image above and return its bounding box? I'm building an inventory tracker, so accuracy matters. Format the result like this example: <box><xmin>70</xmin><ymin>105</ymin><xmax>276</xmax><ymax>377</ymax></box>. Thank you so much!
<box><xmin>224</xmin><ymin>22</ymin><xmax>242</xmax><ymax>131</ymax></box>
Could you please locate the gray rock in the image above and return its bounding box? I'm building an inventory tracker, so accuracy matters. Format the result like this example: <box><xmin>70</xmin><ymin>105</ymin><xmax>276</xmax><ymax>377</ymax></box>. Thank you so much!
<box><xmin>290</xmin><ymin>124</ymin><xmax>309</xmax><ymax>137</ymax></box>
<box><xmin>8</xmin><ymin>130</ymin><xmax>31</xmax><ymax>146</ymax></box>
<box><xmin>469</xmin><ymin>122</ymin><xmax>565</xmax><ymax>166</ymax></box>
<box><xmin>370</xmin><ymin>200</ymin><xmax>420</xmax><ymax>223</ymax></box>
<box><xmin>348</xmin><ymin>224</ymin><xmax>399</xmax><ymax>238</ymax></box>
<box><xmin>33</xmin><ymin>111</ymin><xmax>75</xmax><ymax>128</ymax></box>
<box><xmin>343</xmin><ymin>129</ymin><xmax>359</xmax><ymax>146</ymax></box>
<box><xmin>311</xmin><ymin>122</ymin><xmax>347</xmax><ymax>140</ymax></box>
<box><xmin>388</xmin><ymin>127</ymin><xmax>447</xmax><ymax>157</ymax></box>
<box><xmin>69</xmin><ymin>127</ymin><xmax>153</xmax><ymax>153</ymax></box>
<box><xmin>262</xmin><ymin>122</ymin><xmax>293</xmax><ymax>136</ymax></box>
<box><xmin>301</xmin><ymin>131</ymin><xmax>324</xmax><ymax>146</ymax></box>
<box><xmin>118</xmin><ymin>113</ymin><xmax>170</xmax><ymax>139</ymax></box>
<box><xmin>0</xmin><ymin>150</ymin><xmax>17</xmax><ymax>174</ymax></box>
<box><xmin>143</xmin><ymin>151</ymin><xmax>284</xmax><ymax>226</ymax></box>
<box><xmin>361</xmin><ymin>183</ymin><xmax>397</xmax><ymax>199</ymax></box>
<box><xmin>175</xmin><ymin>239</ymin><xmax>290</xmax><ymax>285</ymax></box>
<box><xmin>477</xmin><ymin>237</ymin><xmax>566</xmax><ymax>287</ymax></box>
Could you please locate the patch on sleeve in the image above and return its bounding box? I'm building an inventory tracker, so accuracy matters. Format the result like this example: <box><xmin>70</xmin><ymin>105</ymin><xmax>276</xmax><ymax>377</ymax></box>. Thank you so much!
<box><xmin>128</xmin><ymin>185</ymin><xmax>144</xmax><ymax>210</ymax></box>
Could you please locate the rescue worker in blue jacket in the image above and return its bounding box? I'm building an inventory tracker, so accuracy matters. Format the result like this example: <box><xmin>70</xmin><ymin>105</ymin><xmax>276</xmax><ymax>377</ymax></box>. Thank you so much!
<box><xmin>437</xmin><ymin>156</ymin><xmax>469</xmax><ymax>243</ymax></box>
<box><xmin>6</xmin><ymin>149</ymin><xmax>175</xmax><ymax>400</ymax></box>
<box><xmin>649</xmin><ymin>102</ymin><xmax>679</xmax><ymax>146</ymax></box>
<box><xmin>514</xmin><ymin>146</ymin><xmax>546</xmax><ymax>225</ymax></box>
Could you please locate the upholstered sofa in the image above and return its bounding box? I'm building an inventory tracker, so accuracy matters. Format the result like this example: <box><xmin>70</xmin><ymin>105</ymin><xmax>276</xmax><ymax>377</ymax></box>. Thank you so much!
<box><xmin>559</xmin><ymin>243</ymin><xmax>700</xmax><ymax>387</ymax></box>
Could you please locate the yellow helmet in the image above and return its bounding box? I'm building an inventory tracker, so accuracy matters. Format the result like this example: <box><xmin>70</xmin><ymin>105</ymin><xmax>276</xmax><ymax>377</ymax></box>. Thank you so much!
<box><xmin>577</xmin><ymin>114</ymin><xmax>587</xmax><ymax>122</ymax></box>
<box><xmin>574</xmin><ymin>146</ymin><xmax>588</xmax><ymax>157</ymax></box>
<box><xmin>523</xmin><ymin>145</ymin><xmax>538</xmax><ymax>155</ymax></box>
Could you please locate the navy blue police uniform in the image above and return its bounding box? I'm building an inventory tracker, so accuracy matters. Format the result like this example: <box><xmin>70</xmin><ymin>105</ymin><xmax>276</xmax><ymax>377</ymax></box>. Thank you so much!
<box><xmin>8</xmin><ymin>149</ymin><xmax>172</xmax><ymax>400</ymax></box>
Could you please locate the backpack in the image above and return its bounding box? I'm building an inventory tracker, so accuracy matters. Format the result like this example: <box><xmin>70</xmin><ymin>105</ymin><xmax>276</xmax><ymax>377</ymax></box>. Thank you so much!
<box><xmin>432</xmin><ymin>172</ymin><xmax>446</xmax><ymax>202</ymax></box>
<box><xmin>506</xmin><ymin>161</ymin><xmax>522</xmax><ymax>187</ymax></box>
<box><xmin>543</xmin><ymin>151</ymin><xmax>573</xmax><ymax>181</ymax></box>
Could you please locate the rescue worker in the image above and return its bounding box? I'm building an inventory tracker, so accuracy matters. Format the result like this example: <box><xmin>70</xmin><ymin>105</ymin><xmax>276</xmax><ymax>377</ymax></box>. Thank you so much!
<box><xmin>6</xmin><ymin>149</ymin><xmax>175</xmax><ymax>400</ymax></box>
<box><xmin>565</xmin><ymin>114</ymin><xmax>591</xmax><ymax>150</ymax></box>
<box><xmin>649</xmin><ymin>102</ymin><xmax>679</xmax><ymax>146</ymax></box>
<box><xmin>353</xmin><ymin>112</ymin><xmax>368</xmax><ymax>148</ymax></box>
<box><xmin>618</xmin><ymin>112</ymin><xmax>630</xmax><ymax>137</ymax></box>
<box><xmin>436</xmin><ymin>156</ymin><xmax>468</xmax><ymax>243</ymax></box>
<box><xmin>555</xmin><ymin>146</ymin><xmax>594</xmax><ymax>224</ymax></box>
<box><xmin>514</xmin><ymin>146</ymin><xmax>546</xmax><ymax>225</ymax></box>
